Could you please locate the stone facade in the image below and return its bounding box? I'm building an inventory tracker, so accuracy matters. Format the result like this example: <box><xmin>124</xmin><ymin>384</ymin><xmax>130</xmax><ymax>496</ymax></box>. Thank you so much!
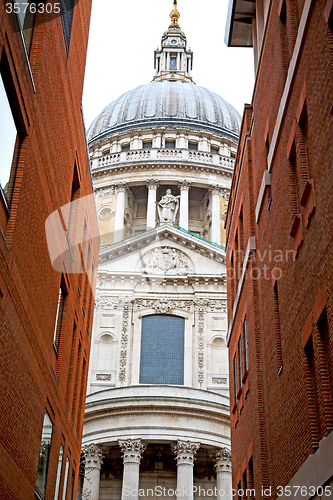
<box><xmin>81</xmin><ymin>3</ymin><xmax>238</xmax><ymax>498</ymax></box>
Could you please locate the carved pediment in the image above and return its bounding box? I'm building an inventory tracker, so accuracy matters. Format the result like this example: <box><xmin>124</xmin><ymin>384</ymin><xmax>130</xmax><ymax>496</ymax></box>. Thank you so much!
<box><xmin>140</xmin><ymin>247</ymin><xmax>194</xmax><ymax>275</ymax></box>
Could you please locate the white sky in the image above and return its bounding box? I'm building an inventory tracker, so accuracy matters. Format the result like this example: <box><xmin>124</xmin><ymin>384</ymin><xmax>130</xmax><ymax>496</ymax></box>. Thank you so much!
<box><xmin>0</xmin><ymin>75</ymin><xmax>17</xmax><ymax>190</ymax></box>
<box><xmin>82</xmin><ymin>0</ymin><xmax>255</xmax><ymax>129</ymax></box>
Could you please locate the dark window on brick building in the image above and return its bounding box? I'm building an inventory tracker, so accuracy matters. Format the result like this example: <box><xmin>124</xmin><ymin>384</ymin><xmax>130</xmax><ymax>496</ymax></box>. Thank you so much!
<box><xmin>239</xmin><ymin>208</ymin><xmax>244</xmax><ymax>253</ymax></box>
<box><xmin>60</xmin><ymin>0</ymin><xmax>75</xmax><ymax>53</ymax></box>
<box><xmin>0</xmin><ymin>55</ymin><xmax>24</xmax><ymax>212</ymax></box>
<box><xmin>242</xmin><ymin>469</ymin><xmax>248</xmax><ymax>499</ymax></box>
<box><xmin>304</xmin><ymin>337</ymin><xmax>321</xmax><ymax>448</ymax></box>
<box><xmin>316</xmin><ymin>309</ymin><xmax>333</xmax><ymax>433</ymax></box>
<box><xmin>288</xmin><ymin>142</ymin><xmax>300</xmax><ymax>216</ymax></box>
<box><xmin>0</xmin><ymin>71</ymin><xmax>17</xmax><ymax>207</ymax></box>
<box><xmin>16</xmin><ymin>0</ymin><xmax>37</xmax><ymax>55</ymax></box>
<box><xmin>35</xmin><ymin>411</ymin><xmax>53</xmax><ymax>499</ymax></box>
<box><xmin>238</xmin><ymin>337</ymin><xmax>243</xmax><ymax>387</ymax></box>
<box><xmin>54</xmin><ymin>444</ymin><xmax>64</xmax><ymax>500</ymax></box>
<box><xmin>237</xmin><ymin>481</ymin><xmax>242</xmax><ymax>500</ymax></box>
<box><xmin>62</xmin><ymin>457</ymin><xmax>70</xmax><ymax>499</ymax></box>
<box><xmin>139</xmin><ymin>315</ymin><xmax>184</xmax><ymax>385</ymax></box>
<box><xmin>243</xmin><ymin>316</ymin><xmax>249</xmax><ymax>371</ymax></box>
<box><xmin>248</xmin><ymin>458</ymin><xmax>255</xmax><ymax>498</ymax></box>
<box><xmin>53</xmin><ymin>282</ymin><xmax>67</xmax><ymax>354</ymax></box>
<box><xmin>273</xmin><ymin>283</ymin><xmax>283</xmax><ymax>372</ymax></box>
<box><xmin>233</xmin><ymin>353</ymin><xmax>238</xmax><ymax>402</ymax></box>
<box><xmin>69</xmin><ymin>469</ymin><xmax>75</xmax><ymax>500</ymax></box>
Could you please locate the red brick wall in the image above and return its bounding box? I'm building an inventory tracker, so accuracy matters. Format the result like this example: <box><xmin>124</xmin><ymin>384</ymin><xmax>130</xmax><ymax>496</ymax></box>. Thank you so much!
<box><xmin>226</xmin><ymin>0</ymin><xmax>333</xmax><ymax>497</ymax></box>
<box><xmin>0</xmin><ymin>1</ymin><xmax>99</xmax><ymax>499</ymax></box>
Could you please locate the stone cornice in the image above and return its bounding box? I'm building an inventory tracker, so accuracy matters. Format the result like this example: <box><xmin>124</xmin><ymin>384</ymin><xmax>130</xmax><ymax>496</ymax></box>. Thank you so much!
<box><xmin>98</xmin><ymin>225</ymin><xmax>226</xmax><ymax>265</ymax></box>
<box><xmin>84</xmin><ymin>397</ymin><xmax>230</xmax><ymax>427</ymax></box>
<box><xmin>89</xmin><ymin>126</ymin><xmax>237</xmax><ymax>147</ymax></box>
<box><xmin>92</xmin><ymin>159</ymin><xmax>234</xmax><ymax>180</ymax></box>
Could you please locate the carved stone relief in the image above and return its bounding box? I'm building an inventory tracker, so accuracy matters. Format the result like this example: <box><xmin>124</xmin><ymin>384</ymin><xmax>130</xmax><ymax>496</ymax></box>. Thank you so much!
<box><xmin>119</xmin><ymin>301</ymin><xmax>133</xmax><ymax>383</ymax></box>
<box><xmin>96</xmin><ymin>295</ymin><xmax>226</xmax><ymax>313</ymax></box>
<box><xmin>98</xmin><ymin>206</ymin><xmax>115</xmax><ymax>221</ymax></box>
<box><xmin>140</xmin><ymin>247</ymin><xmax>192</xmax><ymax>275</ymax></box>
<box><xmin>212</xmin><ymin>377</ymin><xmax>228</xmax><ymax>385</ymax></box>
<box><xmin>96</xmin><ymin>374</ymin><xmax>112</xmax><ymax>381</ymax></box>
<box><xmin>136</xmin><ymin>298</ymin><xmax>192</xmax><ymax>314</ymax></box>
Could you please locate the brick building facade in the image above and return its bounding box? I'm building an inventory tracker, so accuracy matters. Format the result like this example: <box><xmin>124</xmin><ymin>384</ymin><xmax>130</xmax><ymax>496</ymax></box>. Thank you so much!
<box><xmin>0</xmin><ymin>1</ymin><xmax>99</xmax><ymax>499</ymax></box>
<box><xmin>225</xmin><ymin>0</ymin><xmax>333</xmax><ymax>499</ymax></box>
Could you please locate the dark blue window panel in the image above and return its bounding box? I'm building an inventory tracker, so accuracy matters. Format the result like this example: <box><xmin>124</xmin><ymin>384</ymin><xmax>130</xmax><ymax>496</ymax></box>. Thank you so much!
<box><xmin>60</xmin><ymin>0</ymin><xmax>75</xmax><ymax>53</ymax></box>
<box><xmin>139</xmin><ymin>315</ymin><xmax>184</xmax><ymax>385</ymax></box>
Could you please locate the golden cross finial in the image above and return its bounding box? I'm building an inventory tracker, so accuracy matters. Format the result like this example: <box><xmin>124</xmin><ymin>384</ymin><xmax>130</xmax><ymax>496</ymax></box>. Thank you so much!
<box><xmin>169</xmin><ymin>0</ymin><xmax>180</xmax><ymax>27</ymax></box>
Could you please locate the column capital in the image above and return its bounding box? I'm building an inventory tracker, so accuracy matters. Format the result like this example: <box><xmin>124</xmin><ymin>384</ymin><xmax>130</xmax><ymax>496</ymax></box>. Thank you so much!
<box><xmin>212</xmin><ymin>447</ymin><xmax>232</xmax><ymax>473</ymax></box>
<box><xmin>114</xmin><ymin>182</ymin><xmax>128</xmax><ymax>194</ymax></box>
<box><xmin>119</xmin><ymin>439</ymin><xmax>147</xmax><ymax>464</ymax></box>
<box><xmin>82</xmin><ymin>444</ymin><xmax>104</xmax><ymax>470</ymax></box>
<box><xmin>173</xmin><ymin>440</ymin><xmax>200</xmax><ymax>466</ymax></box>
<box><xmin>179</xmin><ymin>180</ymin><xmax>191</xmax><ymax>192</ymax></box>
<box><xmin>146</xmin><ymin>179</ymin><xmax>159</xmax><ymax>190</ymax></box>
<box><xmin>210</xmin><ymin>185</ymin><xmax>230</xmax><ymax>198</ymax></box>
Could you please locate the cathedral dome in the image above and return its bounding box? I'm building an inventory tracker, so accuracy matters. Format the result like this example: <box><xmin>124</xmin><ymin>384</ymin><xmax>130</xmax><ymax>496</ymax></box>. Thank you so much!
<box><xmin>87</xmin><ymin>80</ymin><xmax>241</xmax><ymax>142</ymax></box>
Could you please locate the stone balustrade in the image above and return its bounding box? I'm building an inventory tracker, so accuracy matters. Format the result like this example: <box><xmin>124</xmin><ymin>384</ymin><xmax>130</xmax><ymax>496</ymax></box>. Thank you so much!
<box><xmin>95</xmin><ymin>148</ymin><xmax>235</xmax><ymax>170</ymax></box>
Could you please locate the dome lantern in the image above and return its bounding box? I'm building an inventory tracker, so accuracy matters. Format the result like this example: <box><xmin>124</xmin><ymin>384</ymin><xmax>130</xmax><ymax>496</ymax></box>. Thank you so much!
<box><xmin>153</xmin><ymin>1</ymin><xmax>193</xmax><ymax>83</ymax></box>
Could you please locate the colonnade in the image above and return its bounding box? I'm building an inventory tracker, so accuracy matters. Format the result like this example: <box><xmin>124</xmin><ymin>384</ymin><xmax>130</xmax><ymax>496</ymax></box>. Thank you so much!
<box><xmin>112</xmin><ymin>181</ymin><xmax>229</xmax><ymax>245</ymax></box>
<box><xmin>82</xmin><ymin>440</ymin><xmax>232</xmax><ymax>500</ymax></box>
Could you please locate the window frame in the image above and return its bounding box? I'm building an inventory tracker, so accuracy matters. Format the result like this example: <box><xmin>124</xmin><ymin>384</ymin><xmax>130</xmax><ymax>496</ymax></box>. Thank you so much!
<box><xmin>54</xmin><ymin>444</ymin><xmax>64</xmax><ymax>500</ymax></box>
<box><xmin>53</xmin><ymin>279</ymin><xmax>68</xmax><ymax>355</ymax></box>
<box><xmin>35</xmin><ymin>410</ymin><xmax>53</xmax><ymax>500</ymax></box>
<box><xmin>139</xmin><ymin>314</ymin><xmax>185</xmax><ymax>385</ymax></box>
<box><xmin>238</xmin><ymin>336</ymin><xmax>243</xmax><ymax>387</ymax></box>
<box><xmin>233</xmin><ymin>353</ymin><xmax>238</xmax><ymax>403</ymax></box>
<box><xmin>243</xmin><ymin>316</ymin><xmax>249</xmax><ymax>372</ymax></box>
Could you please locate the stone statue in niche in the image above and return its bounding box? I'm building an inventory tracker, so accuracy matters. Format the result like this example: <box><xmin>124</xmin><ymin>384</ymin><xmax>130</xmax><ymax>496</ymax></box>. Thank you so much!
<box><xmin>142</xmin><ymin>247</ymin><xmax>190</xmax><ymax>275</ymax></box>
<box><xmin>157</xmin><ymin>189</ymin><xmax>180</xmax><ymax>224</ymax></box>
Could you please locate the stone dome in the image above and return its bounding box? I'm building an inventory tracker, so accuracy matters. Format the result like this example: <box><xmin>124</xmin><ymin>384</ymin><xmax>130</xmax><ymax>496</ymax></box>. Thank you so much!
<box><xmin>87</xmin><ymin>81</ymin><xmax>241</xmax><ymax>142</ymax></box>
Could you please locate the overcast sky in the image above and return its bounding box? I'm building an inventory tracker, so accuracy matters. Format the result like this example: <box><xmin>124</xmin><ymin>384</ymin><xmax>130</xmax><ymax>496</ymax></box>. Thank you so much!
<box><xmin>82</xmin><ymin>0</ymin><xmax>255</xmax><ymax>129</ymax></box>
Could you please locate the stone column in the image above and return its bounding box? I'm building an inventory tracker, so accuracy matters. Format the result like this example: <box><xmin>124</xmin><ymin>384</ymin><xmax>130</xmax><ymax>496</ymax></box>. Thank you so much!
<box><xmin>114</xmin><ymin>182</ymin><xmax>127</xmax><ymax>243</ymax></box>
<box><xmin>173</xmin><ymin>440</ymin><xmax>200</xmax><ymax>500</ymax></box>
<box><xmin>119</xmin><ymin>439</ymin><xmax>146</xmax><ymax>500</ymax></box>
<box><xmin>146</xmin><ymin>180</ymin><xmax>159</xmax><ymax>230</ymax></box>
<box><xmin>210</xmin><ymin>185</ymin><xmax>222</xmax><ymax>245</ymax></box>
<box><xmin>82</xmin><ymin>444</ymin><xmax>103</xmax><ymax>500</ymax></box>
<box><xmin>179</xmin><ymin>181</ymin><xmax>191</xmax><ymax>231</ymax></box>
<box><xmin>213</xmin><ymin>448</ymin><xmax>232</xmax><ymax>500</ymax></box>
